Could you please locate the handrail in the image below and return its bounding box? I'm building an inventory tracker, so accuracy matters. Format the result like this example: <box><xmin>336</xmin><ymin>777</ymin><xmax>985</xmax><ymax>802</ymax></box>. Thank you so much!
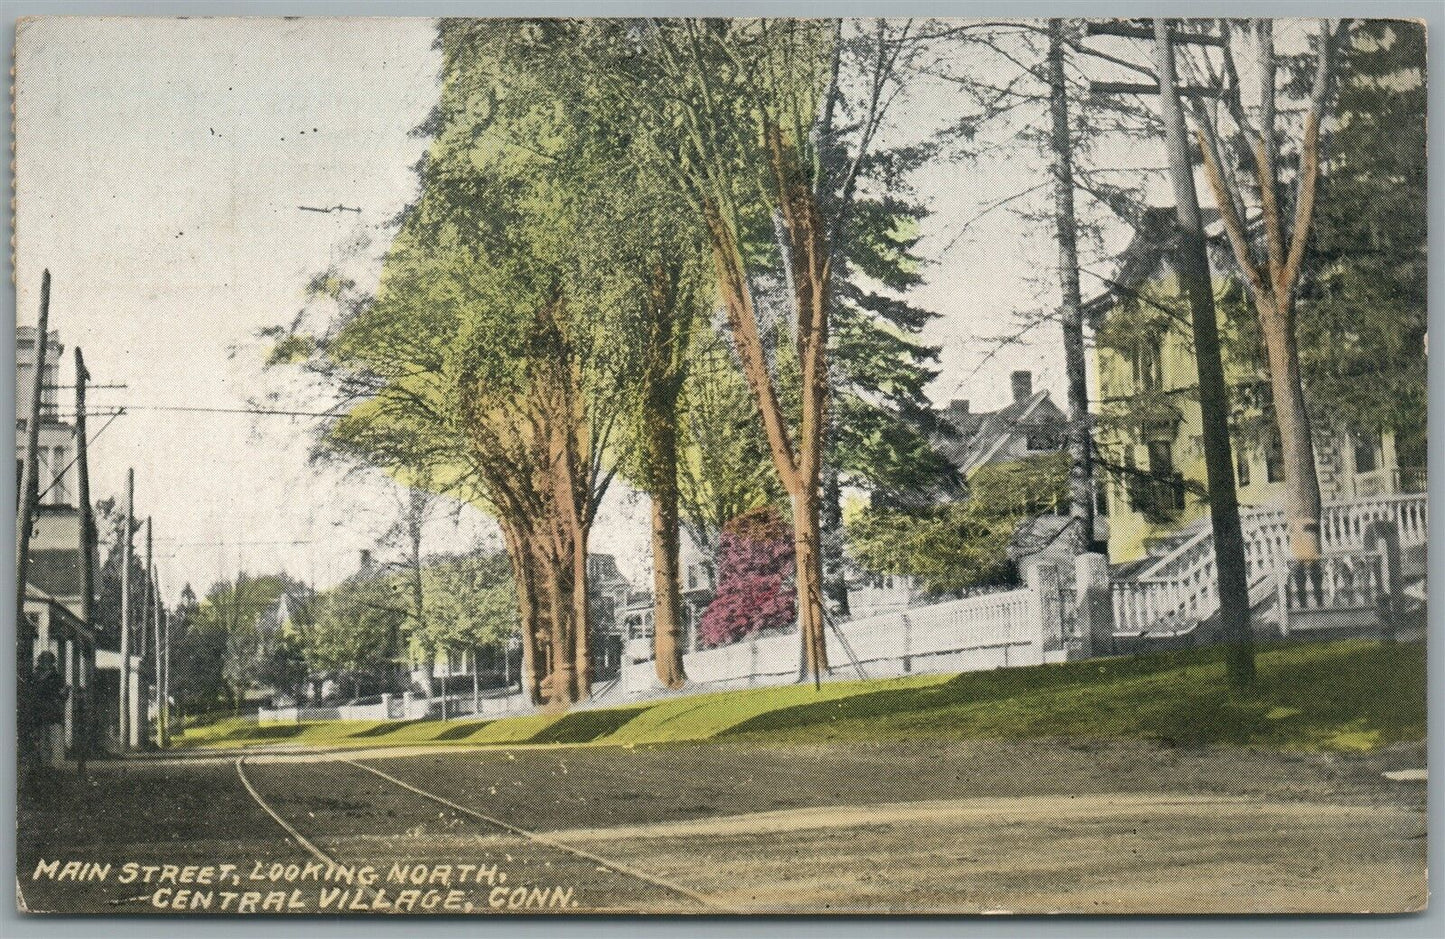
<box><xmin>1113</xmin><ymin>493</ymin><xmax>1425</xmax><ymax>634</ymax></box>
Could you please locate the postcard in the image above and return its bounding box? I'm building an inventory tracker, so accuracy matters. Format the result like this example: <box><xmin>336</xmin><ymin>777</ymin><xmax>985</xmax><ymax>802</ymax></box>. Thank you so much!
<box><xmin>13</xmin><ymin>14</ymin><xmax>1427</xmax><ymax>915</ymax></box>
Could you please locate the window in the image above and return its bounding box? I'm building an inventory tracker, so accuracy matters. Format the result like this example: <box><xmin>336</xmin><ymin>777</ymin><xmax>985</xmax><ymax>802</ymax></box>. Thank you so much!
<box><xmin>1236</xmin><ymin>445</ymin><xmax>1251</xmax><ymax>487</ymax></box>
<box><xmin>1126</xmin><ymin>442</ymin><xmax>1185</xmax><ymax>522</ymax></box>
<box><xmin>1265</xmin><ymin>431</ymin><xmax>1285</xmax><ymax>483</ymax></box>
<box><xmin>1146</xmin><ymin>440</ymin><xmax>1174</xmax><ymax>477</ymax></box>
<box><xmin>1025</xmin><ymin>424</ymin><xmax>1062</xmax><ymax>451</ymax></box>
<box><xmin>1353</xmin><ymin>431</ymin><xmax>1379</xmax><ymax>474</ymax></box>
<box><xmin>50</xmin><ymin>446</ymin><xmax>68</xmax><ymax>505</ymax></box>
<box><xmin>1131</xmin><ymin>336</ymin><xmax>1162</xmax><ymax>393</ymax></box>
<box><xmin>1094</xmin><ymin>476</ymin><xmax>1109</xmax><ymax>518</ymax></box>
<box><xmin>40</xmin><ymin>364</ymin><xmax>59</xmax><ymax>418</ymax></box>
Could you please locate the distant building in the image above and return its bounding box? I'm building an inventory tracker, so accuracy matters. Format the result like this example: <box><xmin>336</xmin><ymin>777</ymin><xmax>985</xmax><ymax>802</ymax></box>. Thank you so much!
<box><xmin>937</xmin><ymin>369</ymin><xmax>1070</xmax><ymax>478</ymax></box>
<box><xmin>608</xmin><ymin>537</ymin><xmax>717</xmax><ymax>668</ymax></box>
<box><xmin>847</xmin><ymin>370</ymin><xmax>1076</xmax><ymax>619</ymax></box>
<box><xmin>1088</xmin><ymin>209</ymin><xmax>1422</xmax><ymax>565</ymax></box>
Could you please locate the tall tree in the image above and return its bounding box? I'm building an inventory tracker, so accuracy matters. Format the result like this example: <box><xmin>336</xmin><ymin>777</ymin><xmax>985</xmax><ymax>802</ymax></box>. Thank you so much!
<box><xmin>621</xmin><ymin>241</ymin><xmax>711</xmax><ymax>689</ymax></box>
<box><xmin>432</xmin><ymin>19</ymin><xmax>636</xmax><ymax>706</ymax></box>
<box><xmin>1301</xmin><ymin>20</ymin><xmax>1426</xmax><ymax>464</ymax></box>
<box><xmin>1047</xmin><ymin>18</ymin><xmax>1096</xmax><ymax>550</ymax></box>
<box><xmin>593</xmin><ymin>18</ymin><xmax>918</xmax><ymax>684</ymax></box>
<box><xmin>1186</xmin><ymin>18</ymin><xmax>1344</xmax><ymax>560</ymax></box>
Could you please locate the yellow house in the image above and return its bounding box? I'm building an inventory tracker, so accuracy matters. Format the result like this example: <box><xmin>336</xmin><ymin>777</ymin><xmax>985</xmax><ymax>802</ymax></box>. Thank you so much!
<box><xmin>1088</xmin><ymin>211</ymin><xmax>1418</xmax><ymax>566</ymax></box>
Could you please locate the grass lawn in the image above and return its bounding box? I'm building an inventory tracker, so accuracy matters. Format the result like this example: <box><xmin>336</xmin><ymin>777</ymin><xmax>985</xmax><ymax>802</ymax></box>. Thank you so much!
<box><xmin>170</xmin><ymin>639</ymin><xmax>1424</xmax><ymax>754</ymax></box>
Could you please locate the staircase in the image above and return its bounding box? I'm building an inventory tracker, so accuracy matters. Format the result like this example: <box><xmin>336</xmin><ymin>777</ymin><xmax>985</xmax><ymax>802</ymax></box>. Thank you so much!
<box><xmin>1111</xmin><ymin>493</ymin><xmax>1428</xmax><ymax>642</ymax></box>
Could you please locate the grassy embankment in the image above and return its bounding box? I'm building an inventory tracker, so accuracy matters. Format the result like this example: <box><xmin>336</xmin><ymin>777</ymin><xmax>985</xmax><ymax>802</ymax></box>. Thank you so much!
<box><xmin>171</xmin><ymin>639</ymin><xmax>1424</xmax><ymax>754</ymax></box>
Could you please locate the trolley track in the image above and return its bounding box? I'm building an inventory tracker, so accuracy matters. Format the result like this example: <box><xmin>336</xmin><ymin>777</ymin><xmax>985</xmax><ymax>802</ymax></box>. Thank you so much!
<box><xmin>234</xmin><ymin>755</ymin><xmax>726</xmax><ymax>913</ymax></box>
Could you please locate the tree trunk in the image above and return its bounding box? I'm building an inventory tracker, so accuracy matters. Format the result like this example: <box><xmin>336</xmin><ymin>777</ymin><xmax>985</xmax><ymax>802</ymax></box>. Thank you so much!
<box><xmin>1154</xmin><ymin>19</ymin><xmax>1255</xmax><ymax>687</ymax></box>
<box><xmin>516</xmin><ymin>562</ymin><xmax>543</xmax><ymax>707</ymax></box>
<box><xmin>645</xmin><ymin>384</ymin><xmax>689</xmax><ymax>689</ymax></box>
<box><xmin>1260</xmin><ymin>300</ymin><xmax>1324</xmax><ymax>559</ymax></box>
<box><xmin>570</xmin><ymin>522</ymin><xmax>592</xmax><ymax>703</ymax></box>
<box><xmin>791</xmin><ymin>485</ymin><xmax>828</xmax><ymax>686</ymax></box>
<box><xmin>820</xmin><ymin>463</ymin><xmax>850</xmax><ymax>618</ymax></box>
<box><xmin>1191</xmin><ymin>19</ymin><xmax>1334</xmax><ymax>564</ymax></box>
<box><xmin>1048</xmin><ymin>18</ymin><xmax>1097</xmax><ymax>552</ymax></box>
<box><xmin>501</xmin><ymin>521</ymin><xmax>546</xmax><ymax>706</ymax></box>
<box><xmin>545</xmin><ymin>550</ymin><xmax>576</xmax><ymax>707</ymax></box>
<box><xmin>651</xmin><ymin>485</ymin><xmax>688</xmax><ymax>689</ymax></box>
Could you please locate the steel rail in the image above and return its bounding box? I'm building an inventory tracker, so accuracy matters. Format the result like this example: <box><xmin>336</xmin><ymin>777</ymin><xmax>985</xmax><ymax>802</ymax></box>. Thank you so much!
<box><xmin>343</xmin><ymin>758</ymin><xmax>731</xmax><ymax>912</ymax></box>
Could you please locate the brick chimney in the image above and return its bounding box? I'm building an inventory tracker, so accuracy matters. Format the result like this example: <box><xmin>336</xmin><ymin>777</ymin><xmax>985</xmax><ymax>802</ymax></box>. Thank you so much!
<box><xmin>358</xmin><ymin>549</ymin><xmax>373</xmax><ymax>572</ymax></box>
<box><xmin>1011</xmin><ymin>370</ymin><xmax>1033</xmax><ymax>404</ymax></box>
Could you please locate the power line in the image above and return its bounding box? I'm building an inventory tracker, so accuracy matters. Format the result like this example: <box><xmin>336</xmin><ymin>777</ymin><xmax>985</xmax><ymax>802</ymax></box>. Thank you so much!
<box><xmin>33</xmin><ymin>411</ymin><xmax>123</xmax><ymax>503</ymax></box>
<box><xmin>155</xmin><ymin>538</ymin><xmax>312</xmax><ymax>547</ymax></box>
<box><xmin>109</xmin><ymin>404</ymin><xmax>348</xmax><ymax>418</ymax></box>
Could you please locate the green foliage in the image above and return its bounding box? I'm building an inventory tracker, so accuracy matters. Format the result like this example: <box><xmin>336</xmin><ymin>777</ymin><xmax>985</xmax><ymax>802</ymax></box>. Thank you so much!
<box><xmin>416</xmin><ymin>550</ymin><xmax>518</xmax><ymax>655</ymax></box>
<box><xmin>171</xmin><ymin>585</ymin><xmax>229</xmax><ymax>713</ymax></box>
<box><xmin>829</xmin><ymin>199</ymin><xmax>958</xmax><ymax>505</ymax></box>
<box><xmin>1303</xmin><ymin>20</ymin><xmax>1427</xmax><ymax>461</ymax></box>
<box><xmin>846</xmin><ymin>453</ymin><xmax>1070</xmax><ymax>595</ymax></box>
<box><xmin>676</xmin><ymin>331</ymin><xmax>785</xmax><ymax>549</ymax></box>
<box><xmin>183</xmin><ymin>573</ymin><xmax>305</xmax><ymax>706</ymax></box>
<box><xmin>304</xmin><ymin>574</ymin><xmax>406</xmax><ymax>685</ymax></box>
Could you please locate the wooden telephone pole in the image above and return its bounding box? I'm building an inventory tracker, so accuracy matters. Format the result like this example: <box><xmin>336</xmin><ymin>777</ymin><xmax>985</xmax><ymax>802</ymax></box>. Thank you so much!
<box><xmin>160</xmin><ymin>605</ymin><xmax>171</xmax><ymax>748</ymax></box>
<box><xmin>118</xmin><ymin>469</ymin><xmax>133</xmax><ymax>748</ymax></box>
<box><xmin>75</xmin><ymin>347</ymin><xmax>96</xmax><ymax>769</ymax></box>
<box><xmin>1086</xmin><ymin>19</ymin><xmax>1255</xmax><ymax>686</ymax></box>
<box><xmin>17</xmin><ymin>269</ymin><xmax>51</xmax><ymax>678</ymax></box>
<box><xmin>140</xmin><ymin>518</ymin><xmax>152</xmax><ymax>747</ymax></box>
<box><xmin>151</xmin><ymin>566</ymin><xmax>164</xmax><ymax>748</ymax></box>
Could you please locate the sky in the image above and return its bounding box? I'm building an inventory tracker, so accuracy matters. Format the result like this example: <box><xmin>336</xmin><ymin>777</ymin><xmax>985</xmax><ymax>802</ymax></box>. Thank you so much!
<box><xmin>14</xmin><ymin>16</ymin><xmax>1188</xmax><ymax>600</ymax></box>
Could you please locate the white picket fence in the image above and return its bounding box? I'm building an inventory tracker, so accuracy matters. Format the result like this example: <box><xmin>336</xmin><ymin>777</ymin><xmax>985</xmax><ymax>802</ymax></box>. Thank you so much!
<box><xmin>619</xmin><ymin>585</ymin><xmax>1048</xmax><ymax>696</ymax></box>
<box><xmin>259</xmin><ymin>690</ymin><xmax>530</xmax><ymax>724</ymax></box>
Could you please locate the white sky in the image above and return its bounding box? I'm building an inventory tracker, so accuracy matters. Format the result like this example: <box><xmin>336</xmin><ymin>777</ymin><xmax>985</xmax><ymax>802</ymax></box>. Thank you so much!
<box><xmin>15</xmin><ymin>16</ymin><xmax>1196</xmax><ymax>600</ymax></box>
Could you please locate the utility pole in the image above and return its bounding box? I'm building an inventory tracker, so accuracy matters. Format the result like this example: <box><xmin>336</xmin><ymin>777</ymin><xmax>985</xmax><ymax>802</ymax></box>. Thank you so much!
<box><xmin>160</xmin><ymin>605</ymin><xmax>171</xmax><ymax>747</ymax></box>
<box><xmin>1084</xmin><ymin>20</ymin><xmax>1255</xmax><ymax>687</ymax></box>
<box><xmin>152</xmin><ymin>568</ymin><xmax>164</xmax><ymax>748</ymax></box>
<box><xmin>1047</xmin><ymin>19</ymin><xmax>1096</xmax><ymax>552</ymax></box>
<box><xmin>75</xmin><ymin>347</ymin><xmax>95</xmax><ymax>771</ymax></box>
<box><xmin>472</xmin><ymin>646</ymin><xmax>480</xmax><ymax>716</ymax></box>
<box><xmin>118</xmin><ymin>469</ymin><xmax>134</xmax><ymax>749</ymax></box>
<box><xmin>1149</xmin><ymin>19</ymin><xmax>1254</xmax><ymax>686</ymax></box>
<box><xmin>17</xmin><ymin>269</ymin><xmax>51</xmax><ymax>678</ymax></box>
<box><xmin>139</xmin><ymin>517</ymin><xmax>152</xmax><ymax>747</ymax></box>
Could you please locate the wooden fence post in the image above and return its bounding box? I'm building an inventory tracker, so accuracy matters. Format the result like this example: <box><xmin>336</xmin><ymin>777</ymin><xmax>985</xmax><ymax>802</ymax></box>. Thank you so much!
<box><xmin>1073</xmin><ymin>553</ymin><xmax>1113</xmax><ymax>659</ymax></box>
<box><xmin>1364</xmin><ymin>519</ymin><xmax>1402</xmax><ymax>644</ymax></box>
<box><xmin>1026</xmin><ymin>563</ymin><xmax>1062</xmax><ymax>665</ymax></box>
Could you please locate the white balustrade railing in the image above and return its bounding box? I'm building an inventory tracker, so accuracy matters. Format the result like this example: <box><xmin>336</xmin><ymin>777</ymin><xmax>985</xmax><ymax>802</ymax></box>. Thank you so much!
<box><xmin>1113</xmin><ymin>493</ymin><xmax>1425</xmax><ymax>635</ymax></box>
<box><xmin>1278</xmin><ymin>551</ymin><xmax>1387</xmax><ymax>615</ymax></box>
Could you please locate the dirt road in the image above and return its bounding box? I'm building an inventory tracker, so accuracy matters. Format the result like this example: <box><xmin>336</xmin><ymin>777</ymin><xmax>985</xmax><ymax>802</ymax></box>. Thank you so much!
<box><xmin>17</xmin><ymin>737</ymin><xmax>1427</xmax><ymax>914</ymax></box>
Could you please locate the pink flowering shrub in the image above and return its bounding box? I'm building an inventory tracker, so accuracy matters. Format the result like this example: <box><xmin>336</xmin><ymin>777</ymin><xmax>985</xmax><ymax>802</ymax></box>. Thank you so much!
<box><xmin>698</xmin><ymin>507</ymin><xmax>796</xmax><ymax>647</ymax></box>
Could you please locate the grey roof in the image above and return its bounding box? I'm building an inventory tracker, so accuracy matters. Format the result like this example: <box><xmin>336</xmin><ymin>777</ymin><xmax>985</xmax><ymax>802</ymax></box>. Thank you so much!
<box><xmin>938</xmin><ymin>391</ymin><xmax>1066</xmax><ymax>474</ymax></box>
